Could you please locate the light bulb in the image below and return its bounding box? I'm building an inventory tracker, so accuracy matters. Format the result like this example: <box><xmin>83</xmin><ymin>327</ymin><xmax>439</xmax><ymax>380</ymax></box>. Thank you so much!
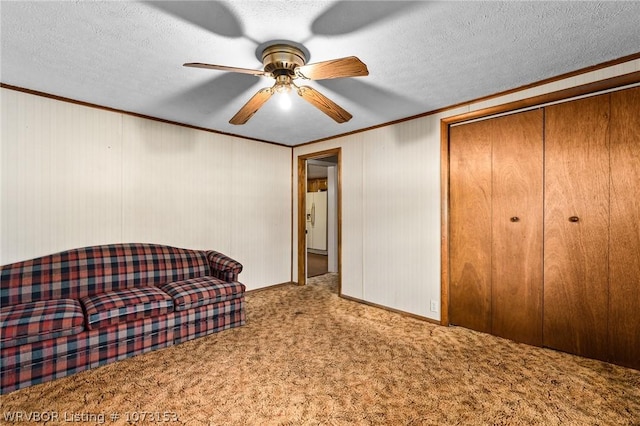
<box><xmin>278</xmin><ymin>92</ymin><xmax>292</xmax><ymax>110</ymax></box>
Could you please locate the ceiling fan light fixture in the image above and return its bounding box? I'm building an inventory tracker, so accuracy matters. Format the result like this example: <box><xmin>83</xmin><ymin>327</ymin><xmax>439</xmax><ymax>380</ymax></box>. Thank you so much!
<box><xmin>274</xmin><ymin>74</ymin><xmax>294</xmax><ymax>110</ymax></box>
<box><xmin>274</xmin><ymin>74</ymin><xmax>292</xmax><ymax>94</ymax></box>
<box><xmin>278</xmin><ymin>91</ymin><xmax>292</xmax><ymax>110</ymax></box>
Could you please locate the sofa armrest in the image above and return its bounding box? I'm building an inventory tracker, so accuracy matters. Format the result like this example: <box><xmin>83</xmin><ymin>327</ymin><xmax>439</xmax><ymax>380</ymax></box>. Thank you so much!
<box><xmin>205</xmin><ymin>251</ymin><xmax>243</xmax><ymax>283</ymax></box>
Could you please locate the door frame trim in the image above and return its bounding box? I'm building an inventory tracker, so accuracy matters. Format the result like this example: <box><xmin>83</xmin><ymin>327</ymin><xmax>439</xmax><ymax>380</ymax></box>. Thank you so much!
<box><xmin>297</xmin><ymin>148</ymin><xmax>342</xmax><ymax>290</ymax></box>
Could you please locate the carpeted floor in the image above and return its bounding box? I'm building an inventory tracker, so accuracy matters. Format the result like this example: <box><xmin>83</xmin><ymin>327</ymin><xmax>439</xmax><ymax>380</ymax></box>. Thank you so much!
<box><xmin>1</xmin><ymin>273</ymin><xmax>639</xmax><ymax>425</ymax></box>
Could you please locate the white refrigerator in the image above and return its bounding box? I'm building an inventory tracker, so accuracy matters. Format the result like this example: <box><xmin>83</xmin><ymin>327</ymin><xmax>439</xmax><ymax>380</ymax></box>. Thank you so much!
<box><xmin>306</xmin><ymin>191</ymin><xmax>327</xmax><ymax>252</ymax></box>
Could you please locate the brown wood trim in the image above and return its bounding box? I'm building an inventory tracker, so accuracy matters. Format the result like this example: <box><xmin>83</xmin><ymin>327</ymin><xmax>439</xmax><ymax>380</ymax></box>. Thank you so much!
<box><xmin>442</xmin><ymin>71</ymin><xmax>640</xmax><ymax>126</ymax></box>
<box><xmin>340</xmin><ymin>294</ymin><xmax>441</xmax><ymax>325</ymax></box>
<box><xmin>439</xmin><ymin>119</ymin><xmax>450</xmax><ymax>326</ymax></box>
<box><xmin>245</xmin><ymin>282</ymin><xmax>296</xmax><ymax>294</ymax></box>
<box><xmin>448</xmin><ymin>52</ymin><xmax>640</xmax><ymax>111</ymax></box>
<box><xmin>439</xmin><ymin>71</ymin><xmax>640</xmax><ymax>328</ymax></box>
<box><xmin>337</xmin><ymin>151</ymin><xmax>343</xmax><ymax>295</ymax></box>
<box><xmin>0</xmin><ymin>83</ymin><xmax>291</xmax><ymax>148</ymax></box>
<box><xmin>296</xmin><ymin>148</ymin><xmax>342</xmax><ymax>292</ymax></box>
<box><xmin>297</xmin><ymin>156</ymin><xmax>307</xmax><ymax>287</ymax></box>
<box><xmin>290</xmin><ymin>149</ymin><xmax>295</xmax><ymax>284</ymax></box>
<box><xmin>295</xmin><ymin>53</ymin><xmax>640</xmax><ymax>147</ymax></box>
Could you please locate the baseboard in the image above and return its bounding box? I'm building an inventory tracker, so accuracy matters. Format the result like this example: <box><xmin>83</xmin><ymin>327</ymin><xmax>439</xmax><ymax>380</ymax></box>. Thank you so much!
<box><xmin>339</xmin><ymin>294</ymin><xmax>443</xmax><ymax>326</ymax></box>
<box><xmin>246</xmin><ymin>281</ymin><xmax>444</xmax><ymax>326</ymax></box>
<box><xmin>244</xmin><ymin>282</ymin><xmax>297</xmax><ymax>294</ymax></box>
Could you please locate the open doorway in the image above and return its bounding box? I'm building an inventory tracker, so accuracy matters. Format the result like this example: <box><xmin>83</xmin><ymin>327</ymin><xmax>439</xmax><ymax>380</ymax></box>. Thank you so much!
<box><xmin>306</xmin><ymin>157</ymin><xmax>336</xmax><ymax>277</ymax></box>
<box><xmin>297</xmin><ymin>148</ymin><xmax>341</xmax><ymax>292</ymax></box>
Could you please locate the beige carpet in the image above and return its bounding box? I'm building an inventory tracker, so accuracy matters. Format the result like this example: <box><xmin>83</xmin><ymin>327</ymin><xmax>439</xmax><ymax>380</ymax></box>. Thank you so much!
<box><xmin>1</xmin><ymin>273</ymin><xmax>639</xmax><ymax>425</ymax></box>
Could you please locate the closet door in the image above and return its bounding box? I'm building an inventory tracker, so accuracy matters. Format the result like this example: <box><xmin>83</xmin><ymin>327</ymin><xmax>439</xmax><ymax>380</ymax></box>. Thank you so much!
<box><xmin>491</xmin><ymin>110</ymin><xmax>544</xmax><ymax>346</ymax></box>
<box><xmin>544</xmin><ymin>94</ymin><xmax>610</xmax><ymax>360</ymax></box>
<box><xmin>609</xmin><ymin>86</ymin><xmax>640</xmax><ymax>370</ymax></box>
<box><xmin>449</xmin><ymin>120</ymin><xmax>493</xmax><ymax>333</ymax></box>
<box><xmin>449</xmin><ymin>110</ymin><xmax>543</xmax><ymax>342</ymax></box>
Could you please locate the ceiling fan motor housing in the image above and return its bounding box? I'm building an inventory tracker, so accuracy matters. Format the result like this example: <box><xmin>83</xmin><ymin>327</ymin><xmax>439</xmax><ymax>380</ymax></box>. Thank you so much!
<box><xmin>262</xmin><ymin>44</ymin><xmax>307</xmax><ymax>76</ymax></box>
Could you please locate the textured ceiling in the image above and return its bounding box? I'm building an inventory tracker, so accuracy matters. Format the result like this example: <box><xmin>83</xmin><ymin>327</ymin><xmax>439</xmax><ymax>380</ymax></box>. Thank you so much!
<box><xmin>2</xmin><ymin>1</ymin><xmax>639</xmax><ymax>146</ymax></box>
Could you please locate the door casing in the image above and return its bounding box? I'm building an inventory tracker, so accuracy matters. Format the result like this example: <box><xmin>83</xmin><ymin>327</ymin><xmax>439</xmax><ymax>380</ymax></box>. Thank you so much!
<box><xmin>297</xmin><ymin>148</ymin><xmax>342</xmax><ymax>290</ymax></box>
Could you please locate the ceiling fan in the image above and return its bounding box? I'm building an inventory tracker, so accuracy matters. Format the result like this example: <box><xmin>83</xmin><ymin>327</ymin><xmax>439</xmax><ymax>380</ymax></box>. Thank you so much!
<box><xmin>184</xmin><ymin>43</ymin><xmax>369</xmax><ymax>125</ymax></box>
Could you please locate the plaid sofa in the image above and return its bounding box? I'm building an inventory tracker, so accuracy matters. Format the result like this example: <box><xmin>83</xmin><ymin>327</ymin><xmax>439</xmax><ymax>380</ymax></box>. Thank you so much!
<box><xmin>0</xmin><ymin>243</ymin><xmax>245</xmax><ymax>394</ymax></box>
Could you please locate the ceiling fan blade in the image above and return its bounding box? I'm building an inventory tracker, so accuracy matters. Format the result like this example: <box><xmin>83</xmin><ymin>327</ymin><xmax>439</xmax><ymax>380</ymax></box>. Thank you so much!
<box><xmin>229</xmin><ymin>87</ymin><xmax>274</xmax><ymax>125</ymax></box>
<box><xmin>297</xmin><ymin>86</ymin><xmax>352</xmax><ymax>123</ymax></box>
<box><xmin>184</xmin><ymin>63</ymin><xmax>268</xmax><ymax>77</ymax></box>
<box><xmin>295</xmin><ymin>56</ymin><xmax>368</xmax><ymax>80</ymax></box>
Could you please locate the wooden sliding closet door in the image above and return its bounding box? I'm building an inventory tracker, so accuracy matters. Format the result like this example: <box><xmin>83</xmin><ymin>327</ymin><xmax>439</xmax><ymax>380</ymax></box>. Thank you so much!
<box><xmin>609</xmin><ymin>86</ymin><xmax>640</xmax><ymax>370</ymax></box>
<box><xmin>491</xmin><ymin>110</ymin><xmax>543</xmax><ymax>346</ymax></box>
<box><xmin>449</xmin><ymin>110</ymin><xmax>543</xmax><ymax>344</ymax></box>
<box><xmin>449</xmin><ymin>120</ymin><xmax>493</xmax><ymax>333</ymax></box>
<box><xmin>543</xmin><ymin>94</ymin><xmax>610</xmax><ymax>360</ymax></box>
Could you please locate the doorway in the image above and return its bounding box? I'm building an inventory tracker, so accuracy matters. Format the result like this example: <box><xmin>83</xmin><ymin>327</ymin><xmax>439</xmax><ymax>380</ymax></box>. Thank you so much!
<box><xmin>297</xmin><ymin>148</ymin><xmax>341</xmax><ymax>292</ymax></box>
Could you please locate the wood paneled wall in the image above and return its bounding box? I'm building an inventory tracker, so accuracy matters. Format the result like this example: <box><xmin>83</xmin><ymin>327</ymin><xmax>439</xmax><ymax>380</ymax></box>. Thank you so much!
<box><xmin>0</xmin><ymin>89</ymin><xmax>292</xmax><ymax>290</ymax></box>
<box><xmin>293</xmin><ymin>58</ymin><xmax>639</xmax><ymax>322</ymax></box>
<box><xmin>294</xmin><ymin>119</ymin><xmax>449</xmax><ymax>320</ymax></box>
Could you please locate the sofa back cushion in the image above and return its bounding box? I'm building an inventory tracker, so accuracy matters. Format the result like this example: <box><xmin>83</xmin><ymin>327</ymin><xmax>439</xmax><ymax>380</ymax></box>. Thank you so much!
<box><xmin>1</xmin><ymin>244</ymin><xmax>210</xmax><ymax>305</ymax></box>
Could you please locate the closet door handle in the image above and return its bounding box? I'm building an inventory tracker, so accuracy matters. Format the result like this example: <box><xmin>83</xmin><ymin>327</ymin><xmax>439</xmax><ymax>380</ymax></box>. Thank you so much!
<box><xmin>510</xmin><ymin>217</ymin><xmax>520</xmax><ymax>222</ymax></box>
<box><xmin>569</xmin><ymin>216</ymin><xmax>580</xmax><ymax>223</ymax></box>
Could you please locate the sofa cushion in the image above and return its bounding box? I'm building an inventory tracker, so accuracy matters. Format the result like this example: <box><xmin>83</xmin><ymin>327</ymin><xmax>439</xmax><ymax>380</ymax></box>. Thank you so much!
<box><xmin>159</xmin><ymin>277</ymin><xmax>245</xmax><ymax>312</ymax></box>
<box><xmin>0</xmin><ymin>299</ymin><xmax>85</xmax><ymax>348</ymax></box>
<box><xmin>80</xmin><ymin>287</ymin><xmax>173</xmax><ymax>330</ymax></box>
